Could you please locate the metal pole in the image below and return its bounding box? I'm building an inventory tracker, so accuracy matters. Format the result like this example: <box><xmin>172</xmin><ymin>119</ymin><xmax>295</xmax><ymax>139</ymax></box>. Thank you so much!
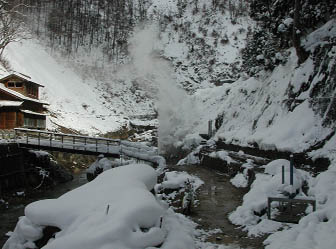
<box><xmin>290</xmin><ymin>154</ymin><xmax>294</xmax><ymax>186</ymax></box>
<box><xmin>267</xmin><ymin>197</ymin><xmax>271</xmax><ymax>219</ymax></box>
<box><xmin>208</xmin><ymin>120</ymin><xmax>213</xmax><ymax>138</ymax></box>
<box><xmin>96</xmin><ymin>139</ymin><xmax>98</xmax><ymax>152</ymax></box>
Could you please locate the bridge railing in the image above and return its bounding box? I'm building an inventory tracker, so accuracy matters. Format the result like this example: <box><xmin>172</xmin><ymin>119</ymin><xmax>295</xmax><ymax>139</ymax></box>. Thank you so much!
<box><xmin>13</xmin><ymin>128</ymin><xmax>166</xmax><ymax>167</ymax></box>
<box><xmin>14</xmin><ymin>128</ymin><xmax>121</xmax><ymax>154</ymax></box>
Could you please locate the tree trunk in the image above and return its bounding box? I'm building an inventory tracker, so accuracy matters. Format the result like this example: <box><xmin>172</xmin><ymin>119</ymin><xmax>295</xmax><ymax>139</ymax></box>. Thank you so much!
<box><xmin>293</xmin><ymin>0</ymin><xmax>309</xmax><ymax>64</ymax></box>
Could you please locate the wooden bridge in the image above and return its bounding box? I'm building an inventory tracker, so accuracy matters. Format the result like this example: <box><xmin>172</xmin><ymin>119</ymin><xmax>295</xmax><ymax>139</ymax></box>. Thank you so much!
<box><xmin>11</xmin><ymin>128</ymin><xmax>165</xmax><ymax>167</ymax></box>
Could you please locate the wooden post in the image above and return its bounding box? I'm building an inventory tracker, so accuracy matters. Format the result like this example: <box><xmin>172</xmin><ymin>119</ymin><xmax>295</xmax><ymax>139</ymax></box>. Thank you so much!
<box><xmin>107</xmin><ymin>141</ymin><xmax>109</xmax><ymax>153</ymax></box>
<box><xmin>84</xmin><ymin>138</ymin><xmax>87</xmax><ymax>151</ymax></box>
<box><xmin>38</xmin><ymin>132</ymin><xmax>41</xmax><ymax>147</ymax></box>
<box><xmin>50</xmin><ymin>133</ymin><xmax>52</xmax><ymax>147</ymax></box>
<box><xmin>26</xmin><ymin>131</ymin><xmax>28</xmax><ymax>144</ymax></box>
<box><xmin>61</xmin><ymin>135</ymin><xmax>64</xmax><ymax>148</ymax></box>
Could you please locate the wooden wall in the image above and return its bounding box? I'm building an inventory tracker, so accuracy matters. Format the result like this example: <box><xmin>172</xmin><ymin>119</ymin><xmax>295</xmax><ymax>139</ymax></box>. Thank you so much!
<box><xmin>0</xmin><ymin>112</ymin><xmax>17</xmax><ymax>129</ymax></box>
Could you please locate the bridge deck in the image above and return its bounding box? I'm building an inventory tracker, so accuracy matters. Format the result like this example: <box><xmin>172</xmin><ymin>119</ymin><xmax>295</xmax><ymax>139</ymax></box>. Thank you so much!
<box><xmin>12</xmin><ymin>128</ymin><xmax>165</xmax><ymax>167</ymax></box>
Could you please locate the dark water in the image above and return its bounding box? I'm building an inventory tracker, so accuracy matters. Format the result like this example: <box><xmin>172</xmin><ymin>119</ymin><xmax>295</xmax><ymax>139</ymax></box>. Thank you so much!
<box><xmin>0</xmin><ymin>172</ymin><xmax>87</xmax><ymax>247</ymax></box>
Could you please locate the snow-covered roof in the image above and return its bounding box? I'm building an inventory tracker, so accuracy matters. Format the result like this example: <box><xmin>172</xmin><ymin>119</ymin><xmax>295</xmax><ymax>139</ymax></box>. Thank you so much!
<box><xmin>0</xmin><ymin>83</ymin><xmax>49</xmax><ymax>105</ymax></box>
<box><xmin>0</xmin><ymin>72</ymin><xmax>44</xmax><ymax>87</ymax></box>
<box><xmin>0</xmin><ymin>100</ymin><xmax>23</xmax><ymax>107</ymax></box>
<box><xmin>21</xmin><ymin>110</ymin><xmax>48</xmax><ymax>116</ymax></box>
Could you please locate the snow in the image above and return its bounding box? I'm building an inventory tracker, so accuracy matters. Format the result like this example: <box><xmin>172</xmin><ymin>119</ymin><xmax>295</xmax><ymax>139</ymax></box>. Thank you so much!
<box><xmin>21</xmin><ymin>110</ymin><xmax>48</xmax><ymax>116</ymax></box>
<box><xmin>177</xmin><ymin>146</ymin><xmax>202</xmax><ymax>166</ymax></box>
<box><xmin>230</xmin><ymin>173</ymin><xmax>248</xmax><ymax>188</ymax></box>
<box><xmin>209</xmin><ymin>150</ymin><xmax>237</xmax><ymax>165</ymax></box>
<box><xmin>158</xmin><ymin>171</ymin><xmax>204</xmax><ymax>191</ymax></box>
<box><xmin>304</xmin><ymin>19</ymin><xmax>336</xmax><ymax>52</ymax></box>
<box><xmin>3</xmin><ymin>164</ymin><xmax>198</xmax><ymax>249</ymax></box>
<box><xmin>0</xmin><ymin>100</ymin><xmax>23</xmax><ymax>107</ymax></box>
<box><xmin>229</xmin><ymin>159</ymin><xmax>312</xmax><ymax>236</ymax></box>
<box><xmin>264</xmin><ymin>170</ymin><xmax>336</xmax><ymax>249</ymax></box>
<box><xmin>148</xmin><ymin>0</ymin><xmax>178</xmax><ymax>17</ymax></box>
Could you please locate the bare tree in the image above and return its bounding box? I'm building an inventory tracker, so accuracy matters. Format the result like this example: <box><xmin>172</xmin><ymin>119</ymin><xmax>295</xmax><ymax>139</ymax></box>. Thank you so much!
<box><xmin>0</xmin><ymin>0</ymin><xmax>28</xmax><ymax>58</ymax></box>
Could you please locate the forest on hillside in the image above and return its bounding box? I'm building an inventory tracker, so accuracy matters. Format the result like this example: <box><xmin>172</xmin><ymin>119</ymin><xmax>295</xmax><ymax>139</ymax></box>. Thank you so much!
<box><xmin>1</xmin><ymin>1</ymin><xmax>333</xmax><ymax>70</ymax></box>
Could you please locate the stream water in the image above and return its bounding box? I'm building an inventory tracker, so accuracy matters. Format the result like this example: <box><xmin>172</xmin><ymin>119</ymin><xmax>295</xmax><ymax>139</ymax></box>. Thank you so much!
<box><xmin>0</xmin><ymin>172</ymin><xmax>87</xmax><ymax>247</ymax></box>
<box><xmin>171</xmin><ymin>165</ymin><xmax>266</xmax><ymax>249</ymax></box>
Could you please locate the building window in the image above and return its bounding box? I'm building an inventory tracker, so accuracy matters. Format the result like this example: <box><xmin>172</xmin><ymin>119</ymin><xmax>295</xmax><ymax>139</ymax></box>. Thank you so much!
<box><xmin>7</xmin><ymin>82</ymin><xmax>23</xmax><ymax>88</ymax></box>
<box><xmin>37</xmin><ymin>119</ymin><xmax>46</xmax><ymax>129</ymax></box>
<box><xmin>24</xmin><ymin>117</ymin><xmax>35</xmax><ymax>128</ymax></box>
<box><xmin>24</xmin><ymin>117</ymin><xmax>45</xmax><ymax>129</ymax></box>
<box><xmin>8</xmin><ymin>82</ymin><xmax>15</xmax><ymax>87</ymax></box>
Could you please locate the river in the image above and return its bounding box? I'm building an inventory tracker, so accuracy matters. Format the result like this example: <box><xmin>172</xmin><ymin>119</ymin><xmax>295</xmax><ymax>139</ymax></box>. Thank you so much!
<box><xmin>0</xmin><ymin>172</ymin><xmax>87</xmax><ymax>247</ymax></box>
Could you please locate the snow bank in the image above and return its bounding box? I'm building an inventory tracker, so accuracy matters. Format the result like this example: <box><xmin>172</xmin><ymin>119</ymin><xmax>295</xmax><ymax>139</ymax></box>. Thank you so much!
<box><xmin>3</xmin><ymin>164</ymin><xmax>196</xmax><ymax>249</ymax></box>
<box><xmin>264</xmin><ymin>169</ymin><xmax>336</xmax><ymax>249</ymax></box>
<box><xmin>229</xmin><ymin>159</ymin><xmax>311</xmax><ymax>236</ymax></box>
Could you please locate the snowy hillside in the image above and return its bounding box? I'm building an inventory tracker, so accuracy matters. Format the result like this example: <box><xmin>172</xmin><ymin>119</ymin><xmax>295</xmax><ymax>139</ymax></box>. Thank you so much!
<box><xmin>1</xmin><ymin>0</ymin><xmax>334</xmax><ymax>157</ymax></box>
<box><xmin>174</xmin><ymin>19</ymin><xmax>336</xmax><ymax>159</ymax></box>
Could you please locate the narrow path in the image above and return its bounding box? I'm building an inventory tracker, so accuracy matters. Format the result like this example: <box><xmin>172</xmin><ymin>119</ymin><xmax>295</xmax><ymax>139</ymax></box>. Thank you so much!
<box><xmin>171</xmin><ymin>165</ymin><xmax>266</xmax><ymax>249</ymax></box>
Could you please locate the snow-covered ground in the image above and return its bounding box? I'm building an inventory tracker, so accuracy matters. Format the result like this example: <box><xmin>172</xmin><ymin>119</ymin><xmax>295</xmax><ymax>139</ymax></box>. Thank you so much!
<box><xmin>225</xmin><ymin>156</ymin><xmax>336</xmax><ymax>249</ymax></box>
<box><xmin>3</xmin><ymin>164</ymin><xmax>193</xmax><ymax>249</ymax></box>
<box><xmin>3</xmin><ymin>164</ymin><xmax>238</xmax><ymax>249</ymax></box>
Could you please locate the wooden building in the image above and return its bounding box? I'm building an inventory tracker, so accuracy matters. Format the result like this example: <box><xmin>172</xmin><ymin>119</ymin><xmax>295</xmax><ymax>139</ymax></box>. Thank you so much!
<box><xmin>0</xmin><ymin>73</ymin><xmax>48</xmax><ymax>130</ymax></box>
